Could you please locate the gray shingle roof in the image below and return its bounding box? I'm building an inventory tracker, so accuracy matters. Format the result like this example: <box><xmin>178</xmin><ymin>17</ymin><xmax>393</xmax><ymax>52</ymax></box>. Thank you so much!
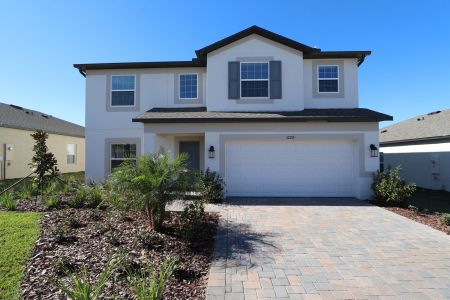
<box><xmin>133</xmin><ymin>107</ymin><xmax>392</xmax><ymax>123</ymax></box>
<box><xmin>0</xmin><ymin>102</ymin><xmax>84</xmax><ymax>137</ymax></box>
<box><xmin>380</xmin><ymin>109</ymin><xmax>450</xmax><ymax>144</ymax></box>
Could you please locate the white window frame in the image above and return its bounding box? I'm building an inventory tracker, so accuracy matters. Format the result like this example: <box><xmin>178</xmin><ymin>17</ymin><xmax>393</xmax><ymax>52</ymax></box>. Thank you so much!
<box><xmin>111</xmin><ymin>74</ymin><xmax>136</xmax><ymax>107</ymax></box>
<box><xmin>179</xmin><ymin>73</ymin><xmax>198</xmax><ymax>100</ymax></box>
<box><xmin>240</xmin><ymin>62</ymin><xmax>270</xmax><ymax>99</ymax></box>
<box><xmin>66</xmin><ymin>143</ymin><xmax>77</xmax><ymax>165</ymax></box>
<box><xmin>317</xmin><ymin>65</ymin><xmax>339</xmax><ymax>94</ymax></box>
<box><xmin>110</xmin><ymin>143</ymin><xmax>137</xmax><ymax>170</ymax></box>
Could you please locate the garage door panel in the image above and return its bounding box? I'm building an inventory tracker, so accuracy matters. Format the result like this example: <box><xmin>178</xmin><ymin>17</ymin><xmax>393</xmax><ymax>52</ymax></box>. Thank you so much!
<box><xmin>225</xmin><ymin>140</ymin><xmax>356</xmax><ymax>197</ymax></box>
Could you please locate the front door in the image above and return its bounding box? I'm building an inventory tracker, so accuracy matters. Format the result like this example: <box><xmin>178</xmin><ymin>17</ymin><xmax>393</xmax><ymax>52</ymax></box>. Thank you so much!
<box><xmin>179</xmin><ymin>141</ymin><xmax>200</xmax><ymax>171</ymax></box>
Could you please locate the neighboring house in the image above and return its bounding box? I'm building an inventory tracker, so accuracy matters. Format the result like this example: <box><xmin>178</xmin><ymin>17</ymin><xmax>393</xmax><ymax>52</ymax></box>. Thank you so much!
<box><xmin>0</xmin><ymin>102</ymin><xmax>85</xmax><ymax>180</ymax></box>
<box><xmin>74</xmin><ymin>25</ymin><xmax>391</xmax><ymax>199</ymax></box>
<box><xmin>380</xmin><ymin>109</ymin><xmax>450</xmax><ymax>191</ymax></box>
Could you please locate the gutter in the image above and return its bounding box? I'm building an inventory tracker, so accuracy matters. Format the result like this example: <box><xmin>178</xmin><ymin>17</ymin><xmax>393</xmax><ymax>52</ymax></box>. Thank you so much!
<box><xmin>380</xmin><ymin>135</ymin><xmax>450</xmax><ymax>147</ymax></box>
<box><xmin>76</xmin><ymin>66</ymin><xmax>86</xmax><ymax>77</ymax></box>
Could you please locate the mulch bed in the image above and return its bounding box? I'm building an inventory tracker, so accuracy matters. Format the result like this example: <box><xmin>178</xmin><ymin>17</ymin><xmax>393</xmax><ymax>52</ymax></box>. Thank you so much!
<box><xmin>384</xmin><ymin>207</ymin><xmax>450</xmax><ymax>235</ymax></box>
<box><xmin>21</xmin><ymin>207</ymin><xmax>218</xmax><ymax>299</ymax></box>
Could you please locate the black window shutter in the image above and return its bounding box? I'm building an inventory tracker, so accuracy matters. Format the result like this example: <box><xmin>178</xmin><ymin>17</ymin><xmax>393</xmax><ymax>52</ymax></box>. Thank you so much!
<box><xmin>270</xmin><ymin>61</ymin><xmax>282</xmax><ymax>99</ymax></box>
<box><xmin>228</xmin><ymin>61</ymin><xmax>240</xmax><ymax>99</ymax></box>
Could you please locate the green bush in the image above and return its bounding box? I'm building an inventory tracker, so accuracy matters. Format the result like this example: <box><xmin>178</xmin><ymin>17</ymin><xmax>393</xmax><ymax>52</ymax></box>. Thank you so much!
<box><xmin>195</xmin><ymin>169</ymin><xmax>224</xmax><ymax>203</ymax></box>
<box><xmin>128</xmin><ymin>256</ymin><xmax>177</xmax><ymax>300</ymax></box>
<box><xmin>178</xmin><ymin>199</ymin><xmax>205</xmax><ymax>240</ymax></box>
<box><xmin>85</xmin><ymin>186</ymin><xmax>103</xmax><ymax>208</ymax></box>
<box><xmin>66</xmin><ymin>216</ymin><xmax>82</xmax><ymax>228</ymax></box>
<box><xmin>69</xmin><ymin>188</ymin><xmax>88</xmax><ymax>208</ymax></box>
<box><xmin>441</xmin><ymin>213</ymin><xmax>450</xmax><ymax>226</ymax></box>
<box><xmin>372</xmin><ymin>166</ymin><xmax>416</xmax><ymax>206</ymax></box>
<box><xmin>16</xmin><ymin>182</ymin><xmax>35</xmax><ymax>200</ymax></box>
<box><xmin>408</xmin><ymin>205</ymin><xmax>419</xmax><ymax>213</ymax></box>
<box><xmin>44</xmin><ymin>194</ymin><xmax>61</xmax><ymax>208</ymax></box>
<box><xmin>0</xmin><ymin>192</ymin><xmax>16</xmax><ymax>210</ymax></box>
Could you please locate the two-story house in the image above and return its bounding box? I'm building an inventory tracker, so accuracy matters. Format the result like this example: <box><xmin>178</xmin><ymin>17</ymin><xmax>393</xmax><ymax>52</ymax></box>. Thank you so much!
<box><xmin>74</xmin><ymin>26</ymin><xmax>392</xmax><ymax>199</ymax></box>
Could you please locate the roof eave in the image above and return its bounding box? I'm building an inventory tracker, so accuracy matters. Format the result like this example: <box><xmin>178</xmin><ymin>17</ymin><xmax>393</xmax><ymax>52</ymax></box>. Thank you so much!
<box><xmin>132</xmin><ymin>117</ymin><xmax>390</xmax><ymax>124</ymax></box>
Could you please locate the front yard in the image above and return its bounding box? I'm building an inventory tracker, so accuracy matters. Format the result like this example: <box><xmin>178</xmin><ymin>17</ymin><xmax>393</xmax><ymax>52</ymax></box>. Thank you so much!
<box><xmin>0</xmin><ymin>211</ymin><xmax>41</xmax><ymax>300</ymax></box>
<box><xmin>0</xmin><ymin>152</ymin><xmax>223</xmax><ymax>299</ymax></box>
<box><xmin>384</xmin><ymin>188</ymin><xmax>450</xmax><ymax>235</ymax></box>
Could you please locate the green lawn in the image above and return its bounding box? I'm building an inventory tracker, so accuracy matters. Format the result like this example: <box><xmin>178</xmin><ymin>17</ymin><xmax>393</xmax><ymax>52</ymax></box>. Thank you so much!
<box><xmin>0</xmin><ymin>212</ymin><xmax>41</xmax><ymax>300</ymax></box>
<box><xmin>408</xmin><ymin>188</ymin><xmax>450</xmax><ymax>213</ymax></box>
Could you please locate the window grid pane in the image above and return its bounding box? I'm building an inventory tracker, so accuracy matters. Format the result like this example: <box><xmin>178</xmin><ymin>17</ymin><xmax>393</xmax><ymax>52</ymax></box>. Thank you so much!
<box><xmin>112</xmin><ymin>91</ymin><xmax>134</xmax><ymax>106</ymax></box>
<box><xmin>241</xmin><ymin>63</ymin><xmax>269</xmax><ymax>80</ymax></box>
<box><xmin>318</xmin><ymin>66</ymin><xmax>338</xmax><ymax>79</ymax></box>
<box><xmin>241</xmin><ymin>81</ymin><xmax>269</xmax><ymax>97</ymax></box>
<box><xmin>318</xmin><ymin>79</ymin><xmax>338</xmax><ymax>92</ymax></box>
<box><xmin>112</xmin><ymin>76</ymin><xmax>135</xmax><ymax>90</ymax></box>
<box><xmin>179</xmin><ymin>74</ymin><xmax>197</xmax><ymax>99</ymax></box>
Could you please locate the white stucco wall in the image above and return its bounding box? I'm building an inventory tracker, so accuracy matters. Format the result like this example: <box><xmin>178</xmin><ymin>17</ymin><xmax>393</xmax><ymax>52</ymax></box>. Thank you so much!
<box><xmin>381</xmin><ymin>142</ymin><xmax>450</xmax><ymax>191</ymax></box>
<box><xmin>303</xmin><ymin>59</ymin><xmax>359</xmax><ymax>108</ymax></box>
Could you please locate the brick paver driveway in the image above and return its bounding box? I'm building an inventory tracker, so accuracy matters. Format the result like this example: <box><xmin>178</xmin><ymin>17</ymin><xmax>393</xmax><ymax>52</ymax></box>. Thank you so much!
<box><xmin>206</xmin><ymin>198</ymin><xmax>450</xmax><ymax>299</ymax></box>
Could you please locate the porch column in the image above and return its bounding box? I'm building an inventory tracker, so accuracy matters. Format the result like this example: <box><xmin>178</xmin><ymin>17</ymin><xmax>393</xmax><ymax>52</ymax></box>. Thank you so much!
<box><xmin>142</xmin><ymin>132</ymin><xmax>156</xmax><ymax>155</ymax></box>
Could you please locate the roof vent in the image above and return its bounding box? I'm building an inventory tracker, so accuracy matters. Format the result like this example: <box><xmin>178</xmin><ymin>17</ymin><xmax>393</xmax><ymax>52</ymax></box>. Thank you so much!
<box><xmin>41</xmin><ymin>114</ymin><xmax>49</xmax><ymax>119</ymax></box>
<box><xmin>381</xmin><ymin>129</ymin><xmax>387</xmax><ymax>133</ymax></box>
<box><xmin>10</xmin><ymin>104</ymin><xmax>23</xmax><ymax>110</ymax></box>
<box><xmin>417</xmin><ymin>117</ymin><xmax>425</xmax><ymax>121</ymax></box>
<box><xmin>427</xmin><ymin>110</ymin><xmax>441</xmax><ymax>116</ymax></box>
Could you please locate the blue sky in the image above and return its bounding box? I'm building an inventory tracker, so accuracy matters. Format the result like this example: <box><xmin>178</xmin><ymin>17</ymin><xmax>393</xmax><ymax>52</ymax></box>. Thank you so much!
<box><xmin>0</xmin><ymin>0</ymin><xmax>449</xmax><ymax>127</ymax></box>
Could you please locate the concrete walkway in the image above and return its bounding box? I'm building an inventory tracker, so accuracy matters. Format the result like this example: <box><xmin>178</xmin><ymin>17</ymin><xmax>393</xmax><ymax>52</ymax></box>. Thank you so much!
<box><xmin>206</xmin><ymin>198</ymin><xmax>450</xmax><ymax>299</ymax></box>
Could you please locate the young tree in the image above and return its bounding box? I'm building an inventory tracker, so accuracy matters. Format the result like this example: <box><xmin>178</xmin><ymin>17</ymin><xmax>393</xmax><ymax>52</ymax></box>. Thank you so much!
<box><xmin>30</xmin><ymin>130</ymin><xmax>59</xmax><ymax>192</ymax></box>
<box><xmin>107</xmin><ymin>151</ymin><xmax>188</xmax><ymax>231</ymax></box>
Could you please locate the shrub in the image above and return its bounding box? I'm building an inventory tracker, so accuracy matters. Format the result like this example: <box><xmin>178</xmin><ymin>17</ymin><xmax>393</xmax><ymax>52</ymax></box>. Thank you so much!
<box><xmin>48</xmin><ymin>226</ymin><xmax>71</xmax><ymax>244</ymax></box>
<box><xmin>68</xmin><ymin>188</ymin><xmax>88</xmax><ymax>208</ymax></box>
<box><xmin>195</xmin><ymin>169</ymin><xmax>225</xmax><ymax>203</ymax></box>
<box><xmin>0</xmin><ymin>192</ymin><xmax>16</xmax><ymax>210</ymax></box>
<box><xmin>136</xmin><ymin>231</ymin><xmax>164</xmax><ymax>249</ymax></box>
<box><xmin>85</xmin><ymin>186</ymin><xmax>103</xmax><ymax>208</ymax></box>
<box><xmin>372</xmin><ymin>166</ymin><xmax>416</xmax><ymax>206</ymax></box>
<box><xmin>66</xmin><ymin>216</ymin><xmax>82</xmax><ymax>228</ymax></box>
<box><xmin>178</xmin><ymin>199</ymin><xmax>205</xmax><ymax>240</ymax></box>
<box><xmin>63</xmin><ymin>176</ymin><xmax>82</xmax><ymax>195</ymax></box>
<box><xmin>17</xmin><ymin>182</ymin><xmax>35</xmax><ymax>200</ymax></box>
<box><xmin>408</xmin><ymin>205</ymin><xmax>419</xmax><ymax>213</ymax></box>
<box><xmin>106</xmin><ymin>152</ymin><xmax>188</xmax><ymax>231</ymax></box>
<box><xmin>44</xmin><ymin>194</ymin><xmax>61</xmax><ymax>208</ymax></box>
<box><xmin>29</xmin><ymin>129</ymin><xmax>59</xmax><ymax>192</ymax></box>
<box><xmin>128</xmin><ymin>256</ymin><xmax>177</xmax><ymax>300</ymax></box>
<box><xmin>441</xmin><ymin>213</ymin><xmax>450</xmax><ymax>226</ymax></box>
<box><xmin>56</xmin><ymin>256</ymin><xmax>121</xmax><ymax>300</ymax></box>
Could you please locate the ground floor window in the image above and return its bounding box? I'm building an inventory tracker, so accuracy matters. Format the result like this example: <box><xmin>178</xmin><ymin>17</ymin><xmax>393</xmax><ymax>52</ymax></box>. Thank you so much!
<box><xmin>380</xmin><ymin>152</ymin><xmax>384</xmax><ymax>172</ymax></box>
<box><xmin>111</xmin><ymin>143</ymin><xmax>137</xmax><ymax>170</ymax></box>
<box><xmin>67</xmin><ymin>144</ymin><xmax>77</xmax><ymax>164</ymax></box>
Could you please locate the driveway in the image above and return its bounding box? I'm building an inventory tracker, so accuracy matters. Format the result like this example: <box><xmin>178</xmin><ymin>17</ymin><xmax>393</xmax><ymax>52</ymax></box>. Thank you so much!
<box><xmin>206</xmin><ymin>198</ymin><xmax>450</xmax><ymax>299</ymax></box>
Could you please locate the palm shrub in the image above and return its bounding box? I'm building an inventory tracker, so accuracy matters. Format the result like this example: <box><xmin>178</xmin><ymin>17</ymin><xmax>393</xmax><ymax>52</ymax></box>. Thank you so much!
<box><xmin>372</xmin><ymin>166</ymin><xmax>416</xmax><ymax>206</ymax></box>
<box><xmin>195</xmin><ymin>168</ymin><xmax>225</xmax><ymax>203</ymax></box>
<box><xmin>106</xmin><ymin>152</ymin><xmax>188</xmax><ymax>231</ymax></box>
<box><xmin>0</xmin><ymin>192</ymin><xmax>16</xmax><ymax>210</ymax></box>
<box><xmin>128</xmin><ymin>256</ymin><xmax>177</xmax><ymax>300</ymax></box>
<box><xmin>56</xmin><ymin>256</ymin><xmax>121</xmax><ymax>300</ymax></box>
<box><xmin>17</xmin><ymin>182</ymin><xmax>35</xmax><ymax>200</ymax></box>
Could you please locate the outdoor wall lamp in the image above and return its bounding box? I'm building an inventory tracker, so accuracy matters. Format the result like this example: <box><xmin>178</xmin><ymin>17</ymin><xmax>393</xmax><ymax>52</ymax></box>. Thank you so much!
<box><xmin>208</xmin><ymin>146</ymin><xmax>215</xmax><ymax>159</ymax></box>
<box><xmin>370</xmin><ymin>144</ymin><xmax>379</xmax><ymax>157</ymax></box>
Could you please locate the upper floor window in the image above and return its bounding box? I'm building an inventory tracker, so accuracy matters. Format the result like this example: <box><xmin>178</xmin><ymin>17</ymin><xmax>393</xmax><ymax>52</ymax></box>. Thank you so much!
<box><xmin>179</xmin><ymin>74</ymin><xmax>198</xmax><ymax>99</ymax></box>
<box><xmin>111</xmin><ymin>75</ymin><xmax>135</xmax><ymax>106</ymax></box>
<box><xmin>67</xmin><ymin>144</ymin><xmax>77</xmax><ymax>164</ymax></box>
<box><xmin>318</xmin><ymin>65</ymin><xmax>339</xmax><ymax>93</ymax></box>
<box><xmin>240</xmin><ymin>62</ymin><xmax>269</xmax><ymax>98</ymax></box>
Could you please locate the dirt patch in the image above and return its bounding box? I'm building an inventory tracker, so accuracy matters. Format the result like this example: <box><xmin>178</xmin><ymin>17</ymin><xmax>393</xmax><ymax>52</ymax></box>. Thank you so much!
<box><xmin>21</xmin><ymin>208</ymin><xmax>218</xmax><ymax>299</ymax></box>
<box><xmin>384</xmin><ymin>207</ymin><xmax>450</xmax><ymax>235</ymax></box>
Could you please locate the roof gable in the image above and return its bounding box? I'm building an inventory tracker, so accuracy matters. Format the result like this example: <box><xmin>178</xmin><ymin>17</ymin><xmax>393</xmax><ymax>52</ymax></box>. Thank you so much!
<box><xmin>195</xmin><ymin>25</ymin><xmax>318</xmax><ymax>58</ymax></box>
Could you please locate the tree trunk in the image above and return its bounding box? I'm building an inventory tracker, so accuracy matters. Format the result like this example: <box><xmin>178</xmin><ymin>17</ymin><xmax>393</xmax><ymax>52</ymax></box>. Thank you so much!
<box><xmin>145</xmin><ymin>205</ymin><xmax>154</xmax><ymax>230</ymax></box>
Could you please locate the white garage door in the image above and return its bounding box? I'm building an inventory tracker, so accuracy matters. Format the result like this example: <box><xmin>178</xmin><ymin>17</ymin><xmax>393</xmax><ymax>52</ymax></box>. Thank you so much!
<box><xmin>225</xmin><ymin>140</ymin><xmax>356</xmax><ymax>197</ymax></box>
